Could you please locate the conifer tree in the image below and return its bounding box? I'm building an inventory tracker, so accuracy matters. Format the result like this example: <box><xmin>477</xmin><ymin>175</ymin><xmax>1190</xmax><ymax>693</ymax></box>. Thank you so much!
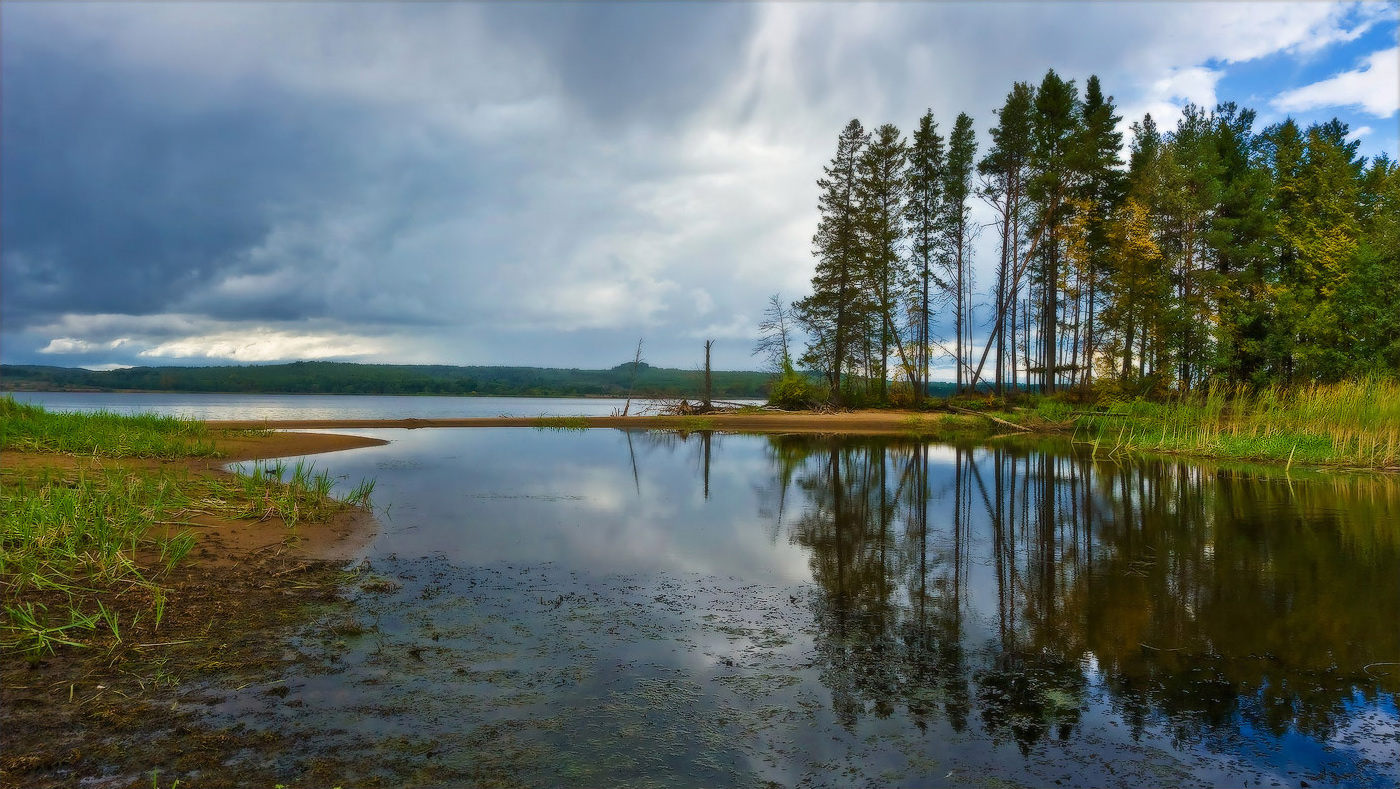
<box><xmin>797</xmin><ymin>120</ymin><xmax>869</xmax><ymax>402</ymax></box>
<box><xmin>944</xmin><ymin>113</ymin><xmax>978</xmax><ymax>392</ymax></box>
<box><xmin>857</xmin><ymin>123</ymin><xmax>910</xmax><ymax>402</ymax></box>
<box><xmin>904</xmin><ymin>110</ymin><xmax>948</xmax><ymax>403</ymax></box>
<box><xmin>1073</xmin><ymin>76</ymin><xmax>1124</xmax><ymax>388</ymax></box>
<box><xmin>979</xmin><ymin>83</ymin><xmax>1035</xmax><ymax>394</ymax></box>
<box><xmin>1207</xmin><ymin>103</ymin><xmax>1273</xmax><ymax>385</ymax></box>
<box><xmin>1028</xmin><ymin>69</ymin><xmax>1081</xmax><ymax>392</ymax></box>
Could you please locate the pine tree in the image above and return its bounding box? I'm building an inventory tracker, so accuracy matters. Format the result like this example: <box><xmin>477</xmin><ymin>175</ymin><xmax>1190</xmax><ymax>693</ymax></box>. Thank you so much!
<box><xmin>797</xmin><ymin>120</ymin><xmax>869</xmax><ymax>402</ymax></box>
<box><xmin>857</xmin><ymin>123</ymin><xmax>909</xmax><ymax>402</ymax></box>
<box><xmin>1073</xmin><ymin>75</ymin><xmax>1124</xmax><ymax>389</ymax></box>
<box><xmin>1207</xmin><ymin>103</ymin><xmax>1273</xmax><ymax>385</ymax></box>
<box><xmin>1028</xmin><ymin>69</ymin><xmax>1081</xmax><ymax>392</ymax></box>
<box><xmin>978</xmin><ymin>83</ymin><xmax>1035</xmax><ymax>395</ymax></box>
<box><xmin>944</xmin><ymin>113</ymin><xmax>977</xmax><ymax>392</ymax></box>
<box><xmin>904</xmin><ymin>110</ymin><xmax>947</xmax><ymax>403</ymax></box>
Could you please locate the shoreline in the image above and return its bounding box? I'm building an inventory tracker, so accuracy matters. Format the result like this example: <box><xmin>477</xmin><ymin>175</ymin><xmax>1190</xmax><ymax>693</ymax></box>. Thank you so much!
<box><xmin>207</xmin><ymin>414</ymin><xmax>1400</xmax><ymax>474</ymax></box>
<box><xmin>1</xmin><ymin>429</ymin><xmax>391</xmax><ymax>785</ymax></box>
<box><xmin>207</xmin><ymin>411</ymin><xmax>971</xmax><ymax>436</ymax></box>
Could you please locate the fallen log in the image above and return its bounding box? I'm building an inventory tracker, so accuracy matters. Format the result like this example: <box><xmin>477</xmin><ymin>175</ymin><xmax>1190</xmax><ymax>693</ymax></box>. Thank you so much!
<box><xmin>948</xmin><ymin>405</ymin><xmax>1032</xmax><ymax>432</ymax></box>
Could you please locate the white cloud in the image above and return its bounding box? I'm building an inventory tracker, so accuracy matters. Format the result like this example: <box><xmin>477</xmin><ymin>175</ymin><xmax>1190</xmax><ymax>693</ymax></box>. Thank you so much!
<box><xmin>30</xmin><ymin>313</ymin><xmax>395</xmax><ymax>364</ymax></box>
<box><xmin>1272</xmin><ymin>46</ymin><xmax>1400</xmax><ymax>118</ymax></box>
<box><xmin>138</xmin><ymin>328</ymin><xmax>387</xmax><ymax>362</ymax></box>
<box><xmin>39</xmin><ymin>337</ymin><xmax>130</xmax><ymax>354</ymax></box>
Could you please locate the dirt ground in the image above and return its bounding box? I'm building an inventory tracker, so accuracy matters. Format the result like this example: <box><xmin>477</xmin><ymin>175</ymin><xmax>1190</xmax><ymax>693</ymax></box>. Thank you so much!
<box><xmin>1</xmin><ymin>430</ymin><xmax>388</xmax><ymax>788</ymax></box>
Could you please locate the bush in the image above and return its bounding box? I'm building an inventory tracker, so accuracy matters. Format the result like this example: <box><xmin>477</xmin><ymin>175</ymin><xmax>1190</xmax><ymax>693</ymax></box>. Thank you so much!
<box><xmin>767</xmin><ymin>359</ymin><xmax>825</xmax><ymax>410</ymax></box>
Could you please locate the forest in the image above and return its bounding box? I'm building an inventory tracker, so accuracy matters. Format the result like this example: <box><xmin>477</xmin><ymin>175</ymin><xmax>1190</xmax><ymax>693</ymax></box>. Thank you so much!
<box><xmin>0</xmin><ymin>361</ymin><xmax>778</xmax><ymax>400</ymax></box>
<box><xmin>782</xmin><ymin>68</ymin><xmax>1400</xmax><ymax>405</ymax></box>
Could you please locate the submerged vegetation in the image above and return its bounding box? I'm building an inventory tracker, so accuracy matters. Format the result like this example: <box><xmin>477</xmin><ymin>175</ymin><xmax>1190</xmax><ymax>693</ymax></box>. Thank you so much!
<box><xmin>0</xmin><ymin>398</ymin><xmax>373</xmax><ymax>666</ymax></box>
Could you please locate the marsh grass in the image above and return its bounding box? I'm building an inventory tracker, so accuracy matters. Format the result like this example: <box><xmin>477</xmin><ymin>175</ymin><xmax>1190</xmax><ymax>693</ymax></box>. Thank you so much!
<box><xmin>1</xmin><ymin>402</ymin><xmax>376</xmax><ymax>665</ymax></box>
<box><xmin>230</xmin><ymin>458</ymin><xmax>376</xmax><ymax>527</ymax></box>
<box><xmin>1</xmin><ymin>395</ymin><xmax>220</xmax><ymax>458</ymax></box>
<box><xmin>901</xmin><ymin>414</ymin><xmax>943</xmax><ymax>437</ymax></box>
<box><xmin>533</xmin><ymin>416</ymin><xmax>590</xmax><ymax>431</ymax></box>
<box><xmin>676</xmin><ymin>415</ymin><xmax>715</xmax><ymax>432</ymax></box>
<box><xmin>1078</xmin><ymin>378</ymin><xmax>1400</xmax><ymax>469</ymax></box>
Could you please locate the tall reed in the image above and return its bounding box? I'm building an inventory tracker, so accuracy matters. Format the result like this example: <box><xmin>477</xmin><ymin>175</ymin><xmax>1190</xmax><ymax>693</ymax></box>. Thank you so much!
<box><xmin>1081</xmin><ymin>378</ymin><xmax>1400</xmax><ymax>469</ymax></box>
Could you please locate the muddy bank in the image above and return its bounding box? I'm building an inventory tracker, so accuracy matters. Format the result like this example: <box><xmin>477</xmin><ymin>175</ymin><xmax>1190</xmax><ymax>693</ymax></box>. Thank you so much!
<box><xmin>1</xmin><ymin>429</ymin><xmax>388</xmax><ymax>788</ymax></box>
<box><xmin>208</xmin><ymin>410</ymin><xmax>992</xmax><ymax>436</ymax></box>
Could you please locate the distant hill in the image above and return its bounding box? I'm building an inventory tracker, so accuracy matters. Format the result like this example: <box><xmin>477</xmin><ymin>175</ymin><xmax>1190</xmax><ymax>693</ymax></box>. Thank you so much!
<box><xmin>0</xmin><ymin>361</ymin><xmax>779</xmax><ymax>399</ymax></box>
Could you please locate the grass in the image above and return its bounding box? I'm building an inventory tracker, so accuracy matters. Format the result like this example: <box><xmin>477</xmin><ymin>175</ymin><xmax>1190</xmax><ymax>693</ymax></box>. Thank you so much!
<box><xmin>1</xmin><ymin>395</ymin><xmax>222</xmax><ymax>458</ymax></box>
<box><xmin>532</xmin><ymin>415</ymin><xmax>590</xmax><ymax>431</ymax></box>
<box><xmin>1</xmin><ymin>400</ymin><xmax>375</xmax><ymax>666</ymax></box>
<box><xmin>675</xmin><ymin>415</ymin><xmax>715</xmax><ymax>432</ymax></box>
<box><xmin>1076</xmin><ymin>378</ymin><xmax>1400</xmax><ymax>470</ymax></box>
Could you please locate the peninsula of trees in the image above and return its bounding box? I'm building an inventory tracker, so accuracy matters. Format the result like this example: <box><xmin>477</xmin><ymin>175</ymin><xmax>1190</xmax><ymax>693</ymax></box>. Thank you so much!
<box><xmin>783</xmin><ymin>69</ymin><xmax>1399</xmax><ymax>405</ymax></box>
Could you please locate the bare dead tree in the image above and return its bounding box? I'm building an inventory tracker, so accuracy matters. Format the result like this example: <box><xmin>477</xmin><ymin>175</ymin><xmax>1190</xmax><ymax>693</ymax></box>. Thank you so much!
<box><xmin>621</xmin><ymin>337</ymin><xmax>644</xmax><ymax>417</ymax></box>
<box><xmin>703</xmin><ymin>339</ymin><xmax>714</xmax><ymax>410</ymax></box>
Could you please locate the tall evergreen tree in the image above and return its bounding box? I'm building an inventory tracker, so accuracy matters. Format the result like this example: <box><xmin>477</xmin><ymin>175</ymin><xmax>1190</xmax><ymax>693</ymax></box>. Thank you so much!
<box><xmin>857</xmin><ymin>123</ymin><xmax>910</xmax><ymax>401</ymax></box>
<box><xmin>1073</xmin><ymin>75</ymin><xmax>1124</xmax><ymax>388</ymax></box>
<box><xmin>978</xmin><ymin>83</ymin><xmax>1035</xmax><ymax>394</ymax></box>
<box><xmin>1028</xmin><ymin>69</ymin><xmax>1081</xmax><ymax>392</ymax></box>
<box><xmin>1345</xmin><ymin>155</ymin><xmax>1400</xmax><ymax>374</ymax></box>
<box><xmin>797</xmin><ymin>120</ymin><xmax>869</xmax><ymax>402</ymax></box>
<box><xmin>944</xmin><ymin>112</ymin><xmax>978</xmax><ymax>392</ymax></box>
<box><xmin>1283</xmin><ymin>120</ymin><xmax>1364</xmax><ymax>381</ymax></box>
<box><xmin>905</xmin><ymin>110</ymin><xmax>948</xmax><ymax>403</ymax></box>
<box><xmin>1159</xmin><ymin>104</ymin><xmax>1225</xmax><ymax>389</ymax></box>
<box><xmin>1207</xmin><ymin>102</ymin><xmax>1273</xmax><ymax>385</ymax></box>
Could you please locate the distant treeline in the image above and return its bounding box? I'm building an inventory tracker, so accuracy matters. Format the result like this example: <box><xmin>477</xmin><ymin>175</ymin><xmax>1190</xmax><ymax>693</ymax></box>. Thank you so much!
<box><xmin>0</xmin><ymin>361</ymin><xmax>789</xmax><ymax>399</ymax></box>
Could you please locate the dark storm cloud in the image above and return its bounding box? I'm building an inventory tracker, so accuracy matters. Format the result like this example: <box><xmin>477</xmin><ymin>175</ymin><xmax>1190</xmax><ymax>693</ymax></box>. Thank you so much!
<box><xmin>1</xmin><ymin>31</ymin><xmax>339</xmax><ymax>329</ymax></box>
<box><xmin>1</xmin><ymin>2</ymin><xmax>1391</xmax><ymax>371</ymax></box>
<box><xmin>480</xmin><ymin>2</ymin><xmax>757</xmax><ymax>128</ymax></box>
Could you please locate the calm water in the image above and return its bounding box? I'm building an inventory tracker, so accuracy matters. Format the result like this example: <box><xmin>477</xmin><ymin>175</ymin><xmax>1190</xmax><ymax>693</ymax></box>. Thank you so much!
<box><xmin>5</xmin><ymin>391</ymin><xmax>722</xmax><ymax>420</ymax></box>
<box><xmin>211</xmin><ymin>429</ymin><xmax>1399</xmax><ymax>788</ymax></box>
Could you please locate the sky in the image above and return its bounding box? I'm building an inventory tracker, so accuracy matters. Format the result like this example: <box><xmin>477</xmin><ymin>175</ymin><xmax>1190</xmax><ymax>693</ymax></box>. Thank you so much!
<box><xmin>2</xmin><ymin>1</ymin><xmax>1397</xmax><ymax>374</ymax></box>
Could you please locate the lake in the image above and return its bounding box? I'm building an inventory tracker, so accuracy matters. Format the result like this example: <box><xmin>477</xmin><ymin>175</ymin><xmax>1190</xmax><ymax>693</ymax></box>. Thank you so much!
<box><xmin>5</xmin><ymin>391</ymin><xmax>736</xmax><ymax>420</ymax></box>
<box><xmin>210</xmin><ymin>426</ymin><xmax>1397</xmax><ymax>788</ymax></box>
<box><xmin>11</xmin><ymin>393</ymin><xmax>1398</xmax><ymax>785</ymax></box>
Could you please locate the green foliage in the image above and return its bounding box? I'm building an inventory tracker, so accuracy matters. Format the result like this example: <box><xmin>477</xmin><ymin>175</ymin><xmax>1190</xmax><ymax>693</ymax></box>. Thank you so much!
<box><xmin>796</xmin><ymin>119</ymin><xmax>870</xmax><ymax>401</ymax></box>
<box><xmin>766</xmin><ymin>359</ymin><xmax>826</xmax><ymax>410</ymax></box>
<box><xmin>788</xmin><ymin>72</ymin><xmax>1399</xmax><ymax>402</ymax></box>
<box><xmin>0</xmin><ymin>361</ymin><xmax>775</xmax><ymax>400</ymax></box>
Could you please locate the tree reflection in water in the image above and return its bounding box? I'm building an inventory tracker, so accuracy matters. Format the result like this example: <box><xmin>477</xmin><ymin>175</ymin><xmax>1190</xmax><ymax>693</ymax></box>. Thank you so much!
<box><xmin>755</xmin><ymin>434</ymin><xmax>1399</xmax><ymax>756</ymax></box>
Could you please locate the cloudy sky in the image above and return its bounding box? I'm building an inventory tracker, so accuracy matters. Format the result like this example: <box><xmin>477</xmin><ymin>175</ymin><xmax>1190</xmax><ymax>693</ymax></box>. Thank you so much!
<box><xmin>2</xmin><ymin>1</ymin><xmax>1396</xmax><ymax>373</ymax></box>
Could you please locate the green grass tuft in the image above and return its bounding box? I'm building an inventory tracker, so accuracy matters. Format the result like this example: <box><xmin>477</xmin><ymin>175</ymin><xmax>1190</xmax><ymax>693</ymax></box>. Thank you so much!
<box><xmin>1</xmin><ymin>395</ymin><xmax>220</xmax><ymax>458</ymax></box>
<box><xmin>532</xmin><ymin>416</ymin><xmax>590</xmax><ymax>431</ymax></box>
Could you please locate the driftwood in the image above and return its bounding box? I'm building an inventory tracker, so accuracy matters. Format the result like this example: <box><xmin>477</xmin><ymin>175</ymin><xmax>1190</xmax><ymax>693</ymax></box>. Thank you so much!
<box><xmin>947</xmin><ymin>405</ymin><xmax>1032</xmax><ymax>432</ymax></box>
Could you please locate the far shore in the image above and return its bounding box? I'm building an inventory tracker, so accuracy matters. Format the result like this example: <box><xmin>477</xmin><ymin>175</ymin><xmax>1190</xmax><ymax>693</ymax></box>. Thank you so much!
<box><xmin>207</xmin><ymin>410</ymin><xmax>988</xmax><ymax>436</ymax></box>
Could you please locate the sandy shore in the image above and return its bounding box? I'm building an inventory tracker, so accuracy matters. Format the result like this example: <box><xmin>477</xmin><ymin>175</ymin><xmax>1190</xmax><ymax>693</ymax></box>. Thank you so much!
<box><xmin>207</xmin><ymin>410</ymin><xmax>979</xmax><ymax>436</ymax></box>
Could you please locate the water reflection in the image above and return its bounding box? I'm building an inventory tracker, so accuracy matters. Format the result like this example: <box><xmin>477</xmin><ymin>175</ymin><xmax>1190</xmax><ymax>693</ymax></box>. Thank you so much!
<box><xmin>761</xmin><ymin>434</ymin><xmax>1399</xmax><ymax>768</ymax></box>
<box><xmin>225</xmin><ymin>429</ymin><xmax>1398</xmax><ymax>786</ymax></box>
